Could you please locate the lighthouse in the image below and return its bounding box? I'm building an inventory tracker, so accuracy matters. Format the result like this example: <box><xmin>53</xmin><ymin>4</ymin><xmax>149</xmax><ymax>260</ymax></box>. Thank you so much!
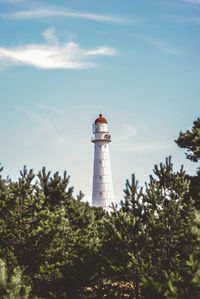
<box><xmin>92</xmin><ymin>114</ymin><xmax>114</xmax><ymax>211</ymax></box>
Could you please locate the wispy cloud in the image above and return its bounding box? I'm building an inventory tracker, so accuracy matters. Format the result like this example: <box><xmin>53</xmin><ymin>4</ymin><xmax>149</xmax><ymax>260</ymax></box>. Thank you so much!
<box><xmin>38</xmin><ymin>104</ymin><xmax>64</xmax><ymax>114</ymax></box>
<box><xmin>113</xmin><ymin>123</ymin><xmax>173</xmax><ymax>152</ymax></box>
<box><xmin>135</xmin><ymin>35</ymin><xmax>181</xmax><ymax>55</ymax></box>
<box><xmin>21</xmin><ymin>108</ymin><xmax>52</xmax><ymax>129</ymax></box>
<box><xmin>54</xmin><ymin>135</ymin><xmax>70</xmax><ymax>147</ymax></box>
<box><xmin>167</xmin><ymin>15</ymin><xmax>200</xmax><ymax>24</ymax></box>
<box><xmin>183</xmin><ymin>0</ymin><xmax>200</xmax><ymax>4</ymax></box>
<box><xmin>2</xmin><ymin>9</ymin><xmax>128</xmax><ymax>24</ymax></box>
<box><xmin>114</xmin><ymin>142</ymin><xmax>173</xmax><ymax>152</ymax></box>
<box><xmin>166</xmin><ymin>16</ymin><xmax>187</xmax><ymax>23</ymax></box>
<box><xmin>114</xmin><ymin>124</ymin><xmax>137</xmax><ymax>143</ymax></box>
<box><xmin>0</xmin><ymin>28</ymin><xmax>116</xmax><ymax>70</ymax></box>
<box><xmin>0</xmin><ymin>0</ymin><xmax>25</xmax><ymax>2</ymax></box>
<box><xmin>20</xmin><ymin>106</ymin><xmax>71</xmax><ymax>147</ymax></box>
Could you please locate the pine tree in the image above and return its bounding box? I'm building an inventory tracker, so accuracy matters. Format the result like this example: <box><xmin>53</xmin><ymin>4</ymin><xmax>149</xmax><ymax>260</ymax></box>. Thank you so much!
<box><xmin>175</xmin><ymin>117</ymin><xmax>200</xmax><ymax>164</ymax></box>
<box><xmin>0</xmin><ymin>259</ymin><xmax>31</xmax><ymax>299</ymax></box>
<box><xmin>96</xmin><ymin>157</ymin><xmax>197</xmax><ymax>298</ymax></box>
<box><xmin>175</xmin><ymin>118</ymin><xmax>200</xmax><ymax>209</ymax></box>
<box><xmin>0</xmin><ymin>165</ymin><xmax>101</xmax><ymax>298</ymax></box>
<box><xmin>93</xmin><ymin>174</ymin><xmax>146</xmax><ymax>298</ymax></box>
<box><xmin>142</xmin><ymin>157</ymin><xmax>196</xmax><ymax>298</ymax></box>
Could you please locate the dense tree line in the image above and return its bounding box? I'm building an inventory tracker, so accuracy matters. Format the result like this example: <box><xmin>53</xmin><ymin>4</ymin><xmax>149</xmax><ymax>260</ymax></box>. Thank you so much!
<box><xmin>0</xmin><ymin>118</ymin><xmax>200</xmax><ymax>298</ymax></box>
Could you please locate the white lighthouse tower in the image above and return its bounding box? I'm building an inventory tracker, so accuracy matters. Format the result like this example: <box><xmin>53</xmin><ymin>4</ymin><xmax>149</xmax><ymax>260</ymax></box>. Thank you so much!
<box><xmin>92</xmin><ymin>114</ymin><xmax>114</xmax><ymax>211</ymax></box>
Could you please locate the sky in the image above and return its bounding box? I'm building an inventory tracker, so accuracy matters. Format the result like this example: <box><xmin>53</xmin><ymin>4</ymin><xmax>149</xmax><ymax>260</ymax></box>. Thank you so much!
<box><xmin>0</xmin><ymin>0</ymin><xmax>200</xmax><ymax>205</ymax></box>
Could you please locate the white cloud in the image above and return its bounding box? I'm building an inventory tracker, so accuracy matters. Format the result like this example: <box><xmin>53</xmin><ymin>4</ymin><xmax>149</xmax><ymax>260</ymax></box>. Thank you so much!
<box><xmin>3</xmin><ymin>9</ymin><xmax>128</xmax><ymax>24</ymax></box>
<box><xmin>135</xmin><ymin>35</ymin><xmax>181</xmax><ymax>55</ymax></box>
<box><xmin>0</xmin><ymin>29</ymin><xmax>116</xmax><ymax>70</ymax></box>
<box><xmin>42</xmin><ymin>27</ymin><xmax>58</xmax><ymax>44</ymax></box>
<box><xmin>86</xmin><ymin>47</ymin><xmax>116</xmax><ymax>56</ymax></box>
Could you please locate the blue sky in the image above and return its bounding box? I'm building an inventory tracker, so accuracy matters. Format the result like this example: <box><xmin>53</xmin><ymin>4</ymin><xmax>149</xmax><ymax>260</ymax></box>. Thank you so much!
<box><xmin>0</xmin><ymin>0</ymin><xmax>200</xmax><ymax>205</ymax></box>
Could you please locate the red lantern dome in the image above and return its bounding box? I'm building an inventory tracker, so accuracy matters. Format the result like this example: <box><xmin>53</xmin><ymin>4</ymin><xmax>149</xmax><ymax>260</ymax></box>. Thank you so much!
<box><xmin>95</xmin><ymin>114</ymin><xmax>108</xmax><ymax>124</ymax></box>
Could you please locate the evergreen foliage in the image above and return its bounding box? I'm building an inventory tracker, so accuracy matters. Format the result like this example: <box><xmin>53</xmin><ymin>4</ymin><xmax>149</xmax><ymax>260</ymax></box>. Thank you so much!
<box><xmin>0</xmin><ymin>258</ymin><xmax>30</xmax><ymax>299</ymax></box>
<box><xmin>176</xmin><ymin>118</ymin><xmax>200</xmax><ymax>209</ymax></box>
<box><xmin>175</xmin><ymin>117</ymin><xmax>200</xmax><ymax>163</ymax></box>
<box><xmin>94</xmin><ymin>157</ymin><xmax>198</xmax><ymax>298</ymax></box>
<box><xmin>185</xmin><ymin>175</ymin><xmax>200</xmax><ymax>210</ymax></box>
<box><xmin>0</xmin><ymin>118</ymin><xmax>200</xmax><ymax>298</ymax></box>
<box><xmin>0</xmin><ymin>165</ymin><xmax>102</xmax><ymax>298</ymax></box>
